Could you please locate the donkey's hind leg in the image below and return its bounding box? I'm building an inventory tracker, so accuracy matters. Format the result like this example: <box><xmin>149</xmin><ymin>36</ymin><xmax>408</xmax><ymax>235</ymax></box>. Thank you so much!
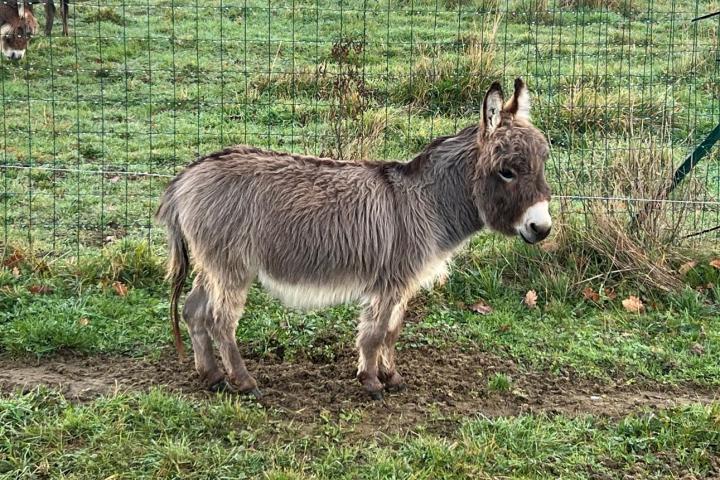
<box><xmin>183</xmin><ymin>278</ymin><xmax>226</xmax><ymax>391</ymax></box>
<box><xmin>60</xmin><ymin>0</ymin><xmax>69</xmax><ymax>36</ymax></box>
<box><xmin>43</xmin><ymin>1</ymin><xmax>56</xmax><ymax>36</ymax></box>
<box><xmin>206</xmin><ymin>279</ymin><xmax>260</xmax><ymax>397</ymax></box>
<box><xmin>356</xmin><ymin>296</ymin><xmax>397</xmax><ymax>400</ymax></box>
<box><xmin>378</xmin><ymin>300</ymin><xmax>407</xmax><ymax>392</ymax></box>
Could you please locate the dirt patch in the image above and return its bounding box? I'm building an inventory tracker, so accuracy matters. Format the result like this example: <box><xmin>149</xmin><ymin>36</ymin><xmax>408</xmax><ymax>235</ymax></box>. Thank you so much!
<box><xmin>0</xmin><ymin>347</ymin><xmax>716</xmax><ymax>432</ymax></box>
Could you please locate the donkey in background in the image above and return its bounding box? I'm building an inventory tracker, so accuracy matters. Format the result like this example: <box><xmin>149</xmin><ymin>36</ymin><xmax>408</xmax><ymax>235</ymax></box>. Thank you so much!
<box><xmin>0</xmin><ymin>1</ymin><xmax>37</xmax><ymax>60</ymax></box>
<box><xmin>0</xmin><ymin>1</ymin><xmax>68</xmax><ymax>61</ymax></box>
<box><xmin>156</xmin><ymin>78</ymin><xmax>552</xmax><ymax>400</ymax></box>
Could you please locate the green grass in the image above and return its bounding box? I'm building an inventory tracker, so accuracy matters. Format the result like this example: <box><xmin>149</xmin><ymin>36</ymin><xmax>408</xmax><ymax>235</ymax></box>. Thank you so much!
<box><xmin>1</xmin><ymin>1</ymin><xmax>719</xmax><ymax>477</ymax></box>
<box><xmin>1</xmin><ymin>388</ymin><xmax>718</xmax><ymax>479</ymax></box>
<box><xmin>487</xmin><ymin>372</ymin><xmax>513</xmax><ymax>392</ymax></box>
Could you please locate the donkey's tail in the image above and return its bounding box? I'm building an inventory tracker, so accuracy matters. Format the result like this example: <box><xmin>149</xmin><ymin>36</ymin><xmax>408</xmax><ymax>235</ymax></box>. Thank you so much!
<box><xmin>155</xmin><ymin>197</ymin><xmax>188</xmax><ymax>359</ymax></box>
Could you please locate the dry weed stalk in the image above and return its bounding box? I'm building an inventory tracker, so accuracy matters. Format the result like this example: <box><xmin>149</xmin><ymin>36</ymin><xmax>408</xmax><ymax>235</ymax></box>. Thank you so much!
<box><xmin>550</xmin><ymin>137</ymin><xmax>713</xmax><ymax>292</ymax></box>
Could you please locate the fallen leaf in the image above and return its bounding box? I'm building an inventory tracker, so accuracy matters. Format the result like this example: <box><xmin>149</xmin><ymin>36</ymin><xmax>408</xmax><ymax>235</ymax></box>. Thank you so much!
<box><xmin>582</xmin><ymin>287</ymin><xmax>600</xmax><ymax>302</ymax></box>
<box><xmin>690</xmin><ymin>343</ymin><xmax>705</xmax><ymax>356</ymax></box>
<box><xmin>78</xmin><ymin>318</ymin><xmax>90</xmax><ymax>327</ymax></box>
<box><xmin>540</xmin><ymin>240</ymin><xmax>559</xmax><ymax>253</ymax></box>
<box><xmin>622</xmin><ymin>295</ymin><xmax>644</xmax><ymax>313</ymax></box>
<box><xmin>710</xmin><ymin>259</ymin><xmax>720</xmax><ymax>269</ymax></box>
<box><xmin>497</xmin><ymin>324</ymin><xmax>511</xmax><ymax>333</ymax></box>
<box><xmin>11</xmin><ymin>266</ymin><xmax>20</xmax><ymax>278</ymax></box>
<box><xmin>112</xmin><ymin>281</ymin><xmax>128</xmax><ymax>297</ymax></box>
<box><xmin>27</xmin><ymin>285</ymin><xmax>53</xmax><ymax>295</ymax></box>
<box><xmin>603</xmin><ymin>288</ymin><xmax>617</xmax><ymax>300</ymax></box>
<box><xmin>469</xmin><ymin>300</ymin><xmax>493</xmax><ymax>315</ymax></box>
<box><xmin>678</xmin><ymin>261</ymin><xmax>697</xmax><ymax>276</ymax></box>
<box><xmin>109</xmin><ymin>175</ymin><xmax>121</xmax><ymax>183</ymax></box>
<box><xmin>2</xmin><ymin>250</ymin><xmax>24</xmax><ymax>268</ymax></box>
<box><xmin>523</xmin><ymin>290</ymin><xmax>538</xmax><ymax>308</ymax></box>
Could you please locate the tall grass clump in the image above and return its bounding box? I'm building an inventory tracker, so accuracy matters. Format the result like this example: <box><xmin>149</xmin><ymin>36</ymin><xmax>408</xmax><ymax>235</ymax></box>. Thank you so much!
<box><xmin>555</xmin><ymin>85</ymin><xmax>672</xmax><ymax>137</ymax></box>
<box><xmin>391</xmin><ymin>12</ymin><xmax>502</xmax><ymax>114</ymax></box>
<box><xmin>560</xmin><ymin>0</ymin><xmax>637</xmax><ymax>16</ymax></box>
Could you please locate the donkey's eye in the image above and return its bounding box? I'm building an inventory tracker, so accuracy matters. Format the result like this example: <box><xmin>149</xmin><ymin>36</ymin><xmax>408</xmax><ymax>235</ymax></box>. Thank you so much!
<box><xmin>498</xmin><ymin>169</ymin><xmax>515</xmax><ymax>182</ymax></box>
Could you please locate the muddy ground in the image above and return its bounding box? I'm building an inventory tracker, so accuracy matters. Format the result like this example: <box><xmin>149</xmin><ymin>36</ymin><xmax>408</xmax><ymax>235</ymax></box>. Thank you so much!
<box><xmin>0</xmin><ymin>347</ymin><xmax>717</xmax><ymax>433</ymax></box>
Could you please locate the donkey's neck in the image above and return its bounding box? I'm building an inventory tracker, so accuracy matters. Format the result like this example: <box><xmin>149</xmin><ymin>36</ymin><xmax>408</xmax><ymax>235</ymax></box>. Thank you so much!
<box><xmin>401</xmin><ymin>127</ymin><xmax>484</xmax><ymax>251</ymax></box>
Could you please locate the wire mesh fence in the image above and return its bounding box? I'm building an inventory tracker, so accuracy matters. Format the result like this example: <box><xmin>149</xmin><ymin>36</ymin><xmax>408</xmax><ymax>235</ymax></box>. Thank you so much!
<box><xmin>1</xmin><ymin>0</ymin><xmax>718</xmax><ymax>259</ymax></box>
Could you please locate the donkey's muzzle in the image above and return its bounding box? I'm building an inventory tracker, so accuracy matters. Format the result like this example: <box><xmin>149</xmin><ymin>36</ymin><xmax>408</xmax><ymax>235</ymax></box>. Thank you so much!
<box><xmin>516</xmin><ymin>200</ymin><xmax>552</xmax><ymax>244</ymax></box>
<box><xmin>525</xmin><ymin>223</ymin><xmax>551</xmax><ymax>243</ymax></box>
<box><xmin>4</xmin><ymin>50</ymin><xmax>25</xmax><ymax>61</ymax></box>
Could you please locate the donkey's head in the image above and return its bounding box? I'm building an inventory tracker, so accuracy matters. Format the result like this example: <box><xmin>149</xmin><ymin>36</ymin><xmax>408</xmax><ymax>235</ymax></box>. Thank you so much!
<box><xmin>473</xmin><ymin>78</ymin><xmax>552</xmax><ymax>244</ymax></box>
<box><xmin>0</xmin><ymin>3</ymin><xmax>37</xmax><ymax>61</ymax></box>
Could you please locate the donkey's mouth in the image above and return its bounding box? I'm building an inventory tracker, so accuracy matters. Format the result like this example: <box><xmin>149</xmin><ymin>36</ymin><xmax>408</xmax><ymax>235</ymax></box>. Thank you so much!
<box><xmin>518</xmin><ymin>231</ymin><xmax>535</xmax><ymax>245</ymax></box>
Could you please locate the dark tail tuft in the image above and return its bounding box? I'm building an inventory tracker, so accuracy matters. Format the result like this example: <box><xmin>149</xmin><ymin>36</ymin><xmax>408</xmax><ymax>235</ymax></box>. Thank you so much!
<box><xmin>156</xmin><ymin>198</ymin><xmax>188</xmax><ymax>359</ymax></box>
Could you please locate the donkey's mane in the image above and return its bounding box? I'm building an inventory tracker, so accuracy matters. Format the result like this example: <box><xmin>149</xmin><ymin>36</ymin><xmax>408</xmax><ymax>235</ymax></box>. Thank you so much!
<box><xmin>399</xmin><ymin>124</ymin><xmax>479</xmax><ymax>175</ymax></box>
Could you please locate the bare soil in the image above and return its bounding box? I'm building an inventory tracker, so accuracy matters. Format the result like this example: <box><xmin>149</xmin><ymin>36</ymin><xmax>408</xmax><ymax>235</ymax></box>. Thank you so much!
<box><xmin>0</xmin><ymin>347</ymin><xmax>716</xmax><ymax>432</ymax></box>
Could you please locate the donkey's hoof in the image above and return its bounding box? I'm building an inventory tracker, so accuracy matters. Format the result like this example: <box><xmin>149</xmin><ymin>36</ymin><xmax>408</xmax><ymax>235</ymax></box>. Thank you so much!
<box><xmin>242</xmin><ymin>387</ymin><xmax>263</xmax><ymax>399</ymax></box>
<box><xmin>385</xmin><ymin>382</ymin><xmax>406</xmax><ymax>393</ymax></box>
<box><xmin>380</xmin><ymin>372</ymin><xmax>405</xmax><ymax>392</ymax></box>
<box><xmin>208</xmin><ymin>379</ymin><xmax>231</xmax><ymax>393</ymax></box>
<box><xmin>369</xmin><ymin>390</ymin><xmax>384</xmax><ymax>401</ymax></box>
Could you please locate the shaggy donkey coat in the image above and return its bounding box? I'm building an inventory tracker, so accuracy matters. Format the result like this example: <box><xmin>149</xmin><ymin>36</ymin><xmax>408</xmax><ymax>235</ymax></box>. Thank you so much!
<box><xmin>157</xmin><ymin>79</ymin><xmax>552</xmax><ymax>399</ymax></box>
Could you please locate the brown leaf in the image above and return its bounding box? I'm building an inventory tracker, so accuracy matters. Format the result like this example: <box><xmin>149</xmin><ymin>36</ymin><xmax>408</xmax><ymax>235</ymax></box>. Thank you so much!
<box><xmin>78</xmin><ymin>318</ymin><xmax>90</xmax><ymax>327</ymax></box>
<box><xmin>621</xmin><ymin>295</ymin><xmax>644</xmax><ymax>313</ymax></box>
<box><xmin>112</xmin><ymin>281</ymin><xmax>128</xmax><ymax>297</ymax></box>
<box><xmin>678</xmin><ymin>261</ymin><xmax>697</xmax><ymax>276</ymax></box>
<box><xmin>540</xmin><ymin>240</ymin><xmax>560</xmax><ymax>253</ymax></box>
<box><xmin>690</xmin><ymin>343</ymin><xmax>705</xmax><ymax>356</ymax></box>
<box><xmin>469</xmin><ymin>300</ymin><xmax>493</xmax><ymax>315</ymax></box>
<box><xmin>11</xmin><ymin>266</ymin><xmax>20</xmax><ymax>278</ymax></box>
<box><xmin>710</xmin><ymin>259</ymin><xmax>720</xmax><ymax>269</ymax></box>
<box><xmin>603</xmin><ymin>288</ymin><xmax>617</xmax><ymax>300</ymax></box>
<box><xmin>2</xmin><ymin>250</ymin><xmax>24</xmax><ymax>268</ymax></box>
<box><xmin>523</xmin><ymin>290</ymin><xmax>538</xmax><ymax>308</ymax></box>
<box><xmin>582</xmin><ymin>287</ymin><xmax>600</xmax><ymax>302</ymax></box>
<box><xmin>27</xmin><ymin>284</ymin><xmax>53</xmax><ymax>295</ymax></box>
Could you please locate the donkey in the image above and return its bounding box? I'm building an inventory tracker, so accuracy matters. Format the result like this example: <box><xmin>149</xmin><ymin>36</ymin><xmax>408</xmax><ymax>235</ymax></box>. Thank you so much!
<box><xmin>0</xmin><ymin>1</ymin><xmax>37</xmax><ymax>61</ymax></box>
<box><xmin>156</xmin><ymin>78</ymin><xmax>552</xmax><ymax>400</ymax></box>
<box><xmin>40</xmin><ymin>0</ymin><xmax>69</xmax><ymax>37</ymax></box>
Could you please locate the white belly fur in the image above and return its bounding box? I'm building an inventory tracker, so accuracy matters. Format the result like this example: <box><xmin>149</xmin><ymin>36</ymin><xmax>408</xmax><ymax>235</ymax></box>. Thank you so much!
<box><xmin>257</xmin><ymin>254</ymin><xmax>452</xmax><ymax>310</ymax></box>
<box><xmin>258</xmin><ymin>270</ymin><xmax>365</xmax><ymax>310</ymax></box>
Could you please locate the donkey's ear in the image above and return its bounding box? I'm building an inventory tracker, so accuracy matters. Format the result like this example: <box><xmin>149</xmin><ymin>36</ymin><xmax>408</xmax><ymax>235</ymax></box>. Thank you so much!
<box><xmin>27</xmin><ymin>16</ymin><xmax>38</xmax><ymax>36</ymax></box>
<box><xmin>19</xmin><ymin>2</ymin><xmax>38</xmax><ymax>35</ymax></box>
<box><xmin>504</xmin><ymin>77</ymin><xmax>531</xmax><ymax>121</ymax></box>
<box><xmin>481</xmin><ymin>81</ymin><xmax>504</xmax><ymax>136</ymax></box>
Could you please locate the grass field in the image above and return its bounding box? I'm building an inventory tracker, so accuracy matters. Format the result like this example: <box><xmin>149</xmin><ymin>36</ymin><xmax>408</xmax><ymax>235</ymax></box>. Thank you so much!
<box><xmin>1</xmin><ymin>0</ymin><xmax>720</xmax><ymax>478</ymax></box>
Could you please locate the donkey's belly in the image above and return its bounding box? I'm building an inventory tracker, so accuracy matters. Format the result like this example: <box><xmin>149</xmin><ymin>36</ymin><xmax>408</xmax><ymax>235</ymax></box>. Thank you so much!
<box><xmin>257</xmin><ymin>270</ymin><xmax>365</xmax><ymax>309</ymax></box>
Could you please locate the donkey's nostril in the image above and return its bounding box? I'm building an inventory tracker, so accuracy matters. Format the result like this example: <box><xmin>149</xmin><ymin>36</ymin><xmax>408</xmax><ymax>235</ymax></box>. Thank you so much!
<box><xmin>530</xmin><ymin>222</ymin><xmax>538</xmax><ymax>233</ymax></box>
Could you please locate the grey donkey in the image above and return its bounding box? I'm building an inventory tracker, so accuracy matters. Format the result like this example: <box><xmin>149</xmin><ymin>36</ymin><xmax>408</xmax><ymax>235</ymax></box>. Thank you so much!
<box><xmin>156</xmin><ymin>78</ymin><xmax>552</xmax><ymax>400</ymax></box>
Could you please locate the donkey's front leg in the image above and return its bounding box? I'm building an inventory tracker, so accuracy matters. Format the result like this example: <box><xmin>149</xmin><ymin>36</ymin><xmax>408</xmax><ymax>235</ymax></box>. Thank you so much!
<box><xmin>356</xmin><ymin>297</ymin><xmax>396</xmax><ymax>400</ymax></box>
<box><xmin>378</xmin><ymin>300</ymin><xmax>407</xmax><ymax>392</ymax></box>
